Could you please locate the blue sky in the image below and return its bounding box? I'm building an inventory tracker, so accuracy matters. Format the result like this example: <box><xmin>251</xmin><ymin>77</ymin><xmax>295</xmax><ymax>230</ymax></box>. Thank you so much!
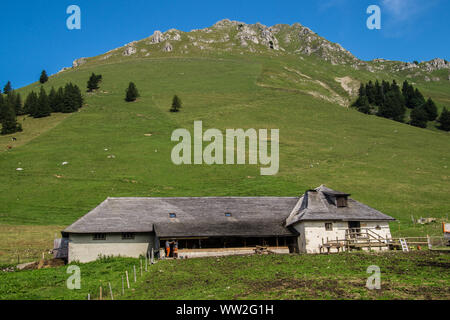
<box><xmin>0</xmin><ymin>0</ymin><xmax>448</xmax><ymax>89</ymax></box>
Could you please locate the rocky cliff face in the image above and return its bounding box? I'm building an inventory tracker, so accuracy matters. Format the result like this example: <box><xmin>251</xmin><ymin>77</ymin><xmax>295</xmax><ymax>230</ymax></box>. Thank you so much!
<box><xmin>69</xmin><ymin>19</ymin><xmax>450</xmax><ymax>79</ymax></box>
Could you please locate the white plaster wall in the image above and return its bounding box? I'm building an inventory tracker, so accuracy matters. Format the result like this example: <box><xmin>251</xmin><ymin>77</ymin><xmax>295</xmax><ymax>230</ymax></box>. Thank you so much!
<box><xmin>68</xmin><ymin>233</ymin><xmax>155</xmax><ymax>263</ymax></box>
<box><xmin>292</xmin><ymin>221</ymin><xmax>392</xmax><ymax>254</ymax></box>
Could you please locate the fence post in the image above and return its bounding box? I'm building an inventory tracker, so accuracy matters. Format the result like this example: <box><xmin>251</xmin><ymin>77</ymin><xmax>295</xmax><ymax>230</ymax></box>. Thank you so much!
<box><xmin>140</xmin><ymin>259</ymin><xmax>143</xmax><ymax>277</ymax></box>
<box><xmin>99</xmin><ymin>285</ymin><xmax>103</xmax><ymax>300</ymax></box>
<box><xmin>122</xmin><ymin>275</ymin><xmax>125</xmax><ymax>295</ymax></box>
<box><xmin>134</xmin><ymin>265</ymin><xmax>137</xmax><ymax>282</ymax></box>
<box><xmin>151</xmin><ymin>248</ymin><xmax>154</xmax><ymax>264</ymax></box>
<box><xmin>125</xmin><ymin>270</ymin><xmax>130</xmax><ymax>289</ymax></box>
<box><xmin>109</xmin><ymin>282</ymin><xmax>114</xmax><ymax>300</ymax></box>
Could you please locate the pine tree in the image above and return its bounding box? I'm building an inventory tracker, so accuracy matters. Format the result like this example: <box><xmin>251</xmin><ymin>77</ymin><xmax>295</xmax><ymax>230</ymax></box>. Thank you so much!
<box><xmin>170</xmin><ymin>95</ymin><xmax>182</xmax><ymax>112</ymax></box>
<box><xmin>34</xmin><ymin>87</ymin><xmax>51</xmax><ymax>118</ymax></box>
<box><xmin>422</xmin><ymin>98</ymin><xmax>438</xmax><ymax>121</ymax></box>
<box><xmin>374</xmin><ymin>80</ymin><xmax>383</xmax><ymax>106</ymax></box>
<box><xmin>87</xmin><ymin>73</ymin><xmax>102</xmax><ymax>92</ymax></box>
<box><xmin>3</xmin><ymin>81</ymin><xmax>12</xmax><ymax>94</ymax></box>
<box><xmin>409</xmin><ymin>88</ymin><xmax>425</xmax><ymax>109</ymax></box>
<box><xmin>410</xmin><ymin>106</ymin><xmax>428</xmax><ymax>128</ymax></box>
<box><xmin>24</xmin><ymin>91</ymin><xmax>39</xmax><ymax>116</ymax></box>
<box><xmin>125</xmin><ymin>82</ymin><xmax>139</xmax><ymax>102</ymax></box>
<box><xmin>366</xmin><ymin>81</ymin><xmax>375</xmax><ymax>104</ymax></box>
<box><xmin>7</xmin><ymin>91</ymin><xmax>23</xmax><ymax>116</ymax></box>
<box><xmin>0</xmin><ymin>94</ymin><xmax>5</xmax><ymax>121</ymax></box>
<box><xmin>54</xmin><ymin>87</ymin><xmax>65</xmax><ymax>112</ymax></box>
<box><xmin>437</xmin><ymin>108</ymin><xmax>450</xmax><ymax>131</ymax></box>
<box><xmin>61</xmin><ymin>83</ymin><xmax>83</xmax><ymax>113</ymax></box>
<box><xmin>354</xmin><ymin>95</ymin><xmax>371</xmax><ymax>114</ymax></box>
<box><xmin>39</xmin><ymin>70</ymin><xmax>49</xmax><ymax>84</ymax></box>
<box><xmin>48</xmin><ymin>87</ymin><xmax>57</xmax><ymax>112</ymax></box>
<box><xmin>1</xmin><ymin>100</ymin><xmax>22</xmax><ymax>135</ymax></box>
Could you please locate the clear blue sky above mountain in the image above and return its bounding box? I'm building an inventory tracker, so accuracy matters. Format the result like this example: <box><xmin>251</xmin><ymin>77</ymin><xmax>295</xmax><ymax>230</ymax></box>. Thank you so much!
<box><xmin>0</xmin><ymin>0</ymin><xmax>448</xmax><ymax>88</ymax></box>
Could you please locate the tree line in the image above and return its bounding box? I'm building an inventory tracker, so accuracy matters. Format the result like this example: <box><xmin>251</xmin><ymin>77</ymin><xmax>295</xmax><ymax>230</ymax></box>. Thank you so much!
<box><xmin>353</xmin><ymin>79</ymin><xmax>450</xmax><ymax>131</ymax></box>
<box><xmin>1</xmin><ymin>70</ymin><xmax>185</xmax><ymax>135</ymax></box>
<box><xmin>0</xmin><ymin>80</ymin><xmax>83</xmax><ymax>135</ymax></box>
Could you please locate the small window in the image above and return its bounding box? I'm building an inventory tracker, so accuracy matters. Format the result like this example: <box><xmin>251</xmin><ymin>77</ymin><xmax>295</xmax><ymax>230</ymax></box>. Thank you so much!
<box><xmin>375</xmin><ymin>225</ymin><xmax>381</xmax><ymax>230</ymax></box>
<box><xmin>93</xmin><ymin>233</ymin><xmax>106</xmax><ymax>241</ymax></box>
<box><xmin>325</xmin><ymin>223</ymin><xmax>333</xmax><ymax>231</ymax></box>
<box><xmin>169</xmin><ymin>213</ymin><xmax>176</xmax><ymax>218</ymax></box>
<box><xmin>336</xmin><ymin>196</ymin><xmax>348</xmax><ymax>207</ymax></box>
<box><xmin>122</xmin><ymin>233</ymin><xmax>135</xmax><ymax>240</ymax></box>
<box><xmin>225</xmin><ymin>212</ymin><xmax>232</xmax><ymax>217</ymax></box>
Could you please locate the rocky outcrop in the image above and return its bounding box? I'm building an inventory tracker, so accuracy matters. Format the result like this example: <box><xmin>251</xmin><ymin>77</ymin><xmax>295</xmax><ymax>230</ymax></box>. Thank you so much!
<box><xmin>421</xmin><ymin>58</ymin><xmax>449</xmax><ymax>72</ymax></box>
<box><xmin>123</xmin><ymin>43</ymin><xmax>137</xmax><ymax>56</ymax></box>
<box><xmin>163</xmin><ymin>42</ymin><xmax>173</xmax><ymax>52</ymax></box>
<box><xmin>149</xmin><ymin>30</ymin><xmax>164</xmax><ymax>44</ymax></box>
<box><xmin>72</xmin><ymin>58</ymin><xmax>87</xmax><ymax>68</ymax></box>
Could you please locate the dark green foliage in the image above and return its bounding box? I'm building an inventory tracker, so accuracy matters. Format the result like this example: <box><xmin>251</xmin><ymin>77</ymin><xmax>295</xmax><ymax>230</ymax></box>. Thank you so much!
<box><xmin>87</xmin><ymin>73</ymin><xmax>102</xmax><ymax>92</ymax></box>
<box><xmin>39</xmin><ymin>70</ymin><xmax>49</xmax><ymax>84</ymax></box>
<box><xmin>377</xmin><ymin>90</ymin><xmax>406</xmax><ymax>122</ymax></box>
<box><xmin>54</xmin><ymin>87</ymin><xmax>66</xmax><ymax>113</ymax></box>
<box><xmin>352</xmin><ymin>95</ymin><xmax>371</xmax><ymax>114</ymax></box>
<box><xmin>125</xmin><ymin>82</ymin><xmax>139</xmax><ymax>102</ymax></box>
<box><xmin>437</xmin><ymin>108</ymin><xmax>450</xmax><ymax>131</ymax></box>
<box><xmin>1</xmin><ymin>99</ymin><xmax>22</xmax><ymax>135</ymax></box>
<box><xmin>410</xmin><ymin>106</ymin><xmax>429</xmax><ymax>128</ymax></box>
<box><xmin>170</xmin><ymin>95</ymin><xmax>182</xmax><ymax>112</ymax></box>
<box><xmin>3</xmin><ymin>81</ymin><xmax>12</xmax><ymax>94</ymax></box>
<box><xmin>409</xmin><ymin>88</ymin><xmax>426</xmax><ymax>110</ymax></box>
<box><xmin>62</xmin><ymin>83</ymin><xmax>83</xmax><ymax>113</ymax></box>
<box><xmin>24</xmin><ymin>91</ymin><xmax>39</xmax><ymax>116</ymax></box>
<box><xmin>354</xmin><ymin>79</ymin><xmax>434</xmax><ymax>127</ymax></box>
<box><xmin>34</xmin><ymin>87</ymin><xmax>51</xmax><ymax>118</ymax></box>
<box><xmin>422</xmin><ymin>98</ymin><xmax>438</xmax><ymax>121</ymax></box>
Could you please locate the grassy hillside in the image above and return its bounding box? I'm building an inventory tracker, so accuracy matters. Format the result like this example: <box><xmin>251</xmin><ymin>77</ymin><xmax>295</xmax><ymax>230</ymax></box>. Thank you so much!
<box><xmin>1</xmin><ymin>252</ymin><xmax>449</xmax><ymax>300</ymax></box>
<box><xmin>0</xmin><ymin>24</ymin><xmax>449</xmax><ymax>264</ymax></box>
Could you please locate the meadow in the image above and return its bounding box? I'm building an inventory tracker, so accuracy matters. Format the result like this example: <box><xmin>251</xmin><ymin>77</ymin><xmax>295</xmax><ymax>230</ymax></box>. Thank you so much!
<box><xmin>0</xmin><ymin>51</ymin><xmax>449</xmax><ymax>265</ymax></box>
<box><xmin>0</xmin><ymin>252</ymin><xmax>448</xmax><ymax>300</ymax></box>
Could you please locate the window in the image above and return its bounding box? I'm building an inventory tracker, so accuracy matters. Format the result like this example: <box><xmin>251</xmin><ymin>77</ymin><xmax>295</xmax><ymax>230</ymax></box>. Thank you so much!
<box><xmin>122</xmin><ymin>233</ymin><xmax>135</xmax><ymax>240</ymax></box>
<box><xmin>375</xmin><ymin>225</ymin><xmax>381</xmax><ymax>230</ymax></box>
<box><xmin>169</xmin><ymin>213</ymin><xmax>176</xmax><ymax>218</ymax></box>
<box><xmin>325</xmin><ymin>223</ymin><xmax>333</xmax><ymax>231</ymax></box>
<box><xmin>336</xmin><ymin>196</ymin><xmax>348</xmax><ymax>207</ymax></box>
<box><xmin>225</xmin><ymin>212</ymin><xmax>232</xmax><ymax>217</ymax></box>
<box><xmin>93</xmin><ymin>233</ymin><xmax>106</xmax><ymax>241</ymax></box>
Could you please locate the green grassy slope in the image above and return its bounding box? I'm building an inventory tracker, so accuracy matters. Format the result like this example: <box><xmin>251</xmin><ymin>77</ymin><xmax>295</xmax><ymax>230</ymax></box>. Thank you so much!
<box><xmin>1</xmin><ymin>253</ymin><xmax>449</xmax><ymax>300</ymax></box>
<box><xmin>0</xmin><ymin>49</ymin><xmax>449</xmax><ymax>235</ymax></box>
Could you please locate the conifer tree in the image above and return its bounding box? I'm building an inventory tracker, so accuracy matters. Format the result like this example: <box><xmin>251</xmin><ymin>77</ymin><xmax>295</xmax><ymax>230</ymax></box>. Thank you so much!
<box><xmin>48</xmin><ymin>87</ymin><xmax>57</xmax><ymax>112</ymax></box>
<box><xmin>422</xmin><ymin>98</ymin><xmax>438</xmax><ymax>121</ymax></box>
<box><xmin>24</xmin><ymin>91</ymin><xmax>39</xmax><ymax>116</ymax></box>
<box><xmin>39</xmin><ymin>70</ymin><xmax>49</xmax><ymax>84</ymax></box>
<box><xmin>125</xmin><ymin>82</ymin><xmax>139</xmax><ymax>102</ymax></box>
<box><xmin>3</xmin><ymin>81</ymin><xmax>12</xmax><ymax>94</ymax></box>
<box><xmin>54</xmin><ymin>87</ymin><xmax>65</xmax><ymax>112</ymax></box>
<box><xmin>410</xmin><ymin>106</ymin><xmax>428</xmax><ymax>128</ymax></box>
<box><xmin>170</xmin><ymin>95</ymin><xmax>182</xmax><ymax>112</ymax></box>
<box><xmin>34</xmin><ymin>87</ymin><xmax>51</xmax><ymax>118</ymax></box>
<box><xmin>1</xmin><ymin>100</ymin><xmax>22</xmax><ymax>135</ymax></box>
<box><xmin>437</xmin><ymin>108</ymin><xmax>450</xmax><ymax>131</ymax></box>
<box><xmin>87</xmin><ymin>73</ymin><xmax>102</xmax><ymax>92</ymax></box>
<box><xmin>0</xmin><ymin>94</ymin><xmax>5</xmax><ymax>121</ymax></box>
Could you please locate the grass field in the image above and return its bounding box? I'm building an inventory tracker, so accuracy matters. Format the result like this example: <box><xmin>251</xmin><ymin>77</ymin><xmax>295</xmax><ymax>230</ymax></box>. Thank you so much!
<box><xmin>0</xmin><ymin>53</ymin><xmax>449</xmax><ymax>264</ymax></box>
<box><xmin>1</xmin><ymin>252</ymin><xmax>448</xmax><ymax>300</ymax></box>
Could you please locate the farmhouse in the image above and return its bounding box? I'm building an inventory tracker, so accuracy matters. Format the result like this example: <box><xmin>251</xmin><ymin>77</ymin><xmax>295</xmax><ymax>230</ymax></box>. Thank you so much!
<box><xmin>59</xmin><ymin>185</ymin><xmax>395</xmax><ymax>263</ymax></box>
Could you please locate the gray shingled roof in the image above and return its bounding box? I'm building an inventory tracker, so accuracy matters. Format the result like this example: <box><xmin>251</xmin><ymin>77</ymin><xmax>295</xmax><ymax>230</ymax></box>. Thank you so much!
<box><xmin>285</xmin><ymin>185</ymin><xmax>395</xmax><ymax>226</ymax></box>
<box><xmin>63</xmin><ymin>197</ymin><xmax>300</xmax><ymax>237</ymax></box>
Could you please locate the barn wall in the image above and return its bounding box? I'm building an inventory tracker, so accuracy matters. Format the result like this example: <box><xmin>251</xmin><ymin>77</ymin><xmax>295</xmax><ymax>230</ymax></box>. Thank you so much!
<box><xmin>292</xmin><ymin>221</ymin><xmax>392</xmax><ymax>254</ymax></box>
<box><xmin>68</xmin><ymin>233</ymin><xmax>155</xmax><ymax>263</ymax></box>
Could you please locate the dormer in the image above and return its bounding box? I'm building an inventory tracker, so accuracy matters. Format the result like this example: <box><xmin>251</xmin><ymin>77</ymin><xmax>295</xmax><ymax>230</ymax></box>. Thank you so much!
<box><xmin>323</xmin><ymin>191</ymin><xmax>350</xmax><ymax>208</ymax></box>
